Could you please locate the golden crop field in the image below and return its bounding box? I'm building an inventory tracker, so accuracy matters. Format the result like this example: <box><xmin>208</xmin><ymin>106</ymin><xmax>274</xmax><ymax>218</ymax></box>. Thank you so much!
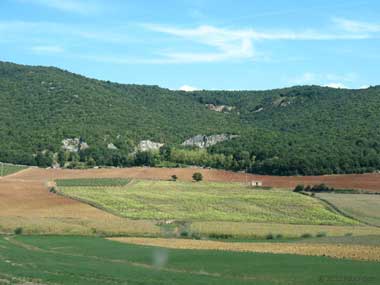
<box><xmin>190</xmin><ymin>221</ymin><xmax>380</xmax><ymax>238</ymax></box>
<box><xmin>110</xmin><ymin>237</ymin><xmax>380</xmax><ymax>261</ymax></box>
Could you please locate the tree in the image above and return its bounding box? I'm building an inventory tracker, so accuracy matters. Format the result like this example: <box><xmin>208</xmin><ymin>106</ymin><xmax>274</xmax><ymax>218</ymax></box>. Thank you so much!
<box><xmin>293</xmin><ymin>184</ymin><xmax>305</xmax><ymax>193</ymax></box>
<box><xmin>192</xmin><ymin>172</ymin><xmax>203</xmax><ymax>182</ymax></box>
<box><xmin>171</xmin><ymin>175</ymin><xmax>178</xmax><ymax>181</ymax></box>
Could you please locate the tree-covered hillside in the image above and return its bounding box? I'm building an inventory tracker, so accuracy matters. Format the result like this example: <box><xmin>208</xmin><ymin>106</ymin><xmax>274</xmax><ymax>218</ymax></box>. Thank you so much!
<box><xmin>1</xmin><ymin>61</ymin><xmax>380</xmax><ymax>175</ymax></box>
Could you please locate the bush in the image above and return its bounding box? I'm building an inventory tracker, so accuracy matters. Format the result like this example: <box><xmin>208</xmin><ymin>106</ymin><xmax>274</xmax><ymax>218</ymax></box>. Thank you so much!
<box><xmin>192</xmin><ymin>172</ymin><xmax>203</xmax><ymax>182</ymax></box>
<box><xmin>265</xmin><ymin>233</ymin><xmax>274</xmax><ymax>240</ymax></box>
<box><xmin>316</xmin><ymin>232</ymin><xmax>327</xmax><ymax>238</ymax></box>
<box><xmin>275</xmin><ymin>234</ymin><xmax>283</xmax><ymax>239</ymax></box>
<box><xmin>208</xmin><ymin>233</ymin><xmax>233</xmax><ymax>240</ymax></box>
<box><xmin>180</xmin><ymin>230</ymin><xmax>189</xmax><ymax>237</ymax></box>
<box><xmin>171</xmin><ymin>175</ymin><xmax>178</xmax><ymax>181</ymax></box>
<box><xmin>304</xmin><ymin>184</ymin><xmax>334</xmax><ymax>193</ymax></box>
<box><xmin>14</xmin><ymin>227</ymin><xmax>23</xmax><ymax>235</ymax></box>
<box><xmin>293</xmin><ymin>184</ymin><xmax>304</xmax><ymax>192</ymax></box>
<box><xmin>301</xmin><ymin>233</ymin><xmax>313</xmax><ymax>238</ymax></box>
<box><xmin>191</xmin><ymin>232</ymin><xmax>201</xmax><ymax>240</ymax></box>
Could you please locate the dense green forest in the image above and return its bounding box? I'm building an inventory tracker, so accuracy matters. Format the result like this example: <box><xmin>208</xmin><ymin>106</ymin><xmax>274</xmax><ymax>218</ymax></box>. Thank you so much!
<box><xmin>1</xmin><ymin>61</ymin><xmax>380</xmax><ymax>175</ymax></box>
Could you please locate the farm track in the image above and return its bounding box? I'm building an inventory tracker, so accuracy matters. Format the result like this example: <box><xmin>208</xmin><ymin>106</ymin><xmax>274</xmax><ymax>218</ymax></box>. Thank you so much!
<box><xmin>110</xmin><ymin>237</ymin><xmax>380</xmax><ymax>262</ymax></box>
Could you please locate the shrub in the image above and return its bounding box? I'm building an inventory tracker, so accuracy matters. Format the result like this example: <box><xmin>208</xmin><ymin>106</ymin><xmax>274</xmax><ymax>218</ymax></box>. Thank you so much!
<box><xmin>180</xmin><ymin>230</ymin><xmax>189</xmax><ymax>237</ymax></box>
<box><xmin>301</xmin><ymin>233</ymin><xmax>313</xmax><ymax>238</ymax></box>
<box><xmin>265</xmin><ymin>233</ymin><xmax>274</xmax><ymax>240</ymax></box>
<box><xmin>293</xmin><ymin>184</ymin><xmax>304</xmax><ymax>193</ymax></box>
<box><xmin>49</xmin><ymin>187</ymin><xmax>57</xmax><ymax>193</ymax></box>
<box><xmin>275</xmin><ymin>234</ymin><xmax>283</xmax><ymax>239</ymax></box>
<box><xmin>191</xmin><ymin>232</ymin><xmax>201</xmax><ymax>240</ymax></box>
<box><xmin>192</xmin><ymin>172</ymin><xmax>203</xmax><ymax>182</ymax></box>
<box><xmin>208</xmin><ymin>233</ymin><xmax>233</xmax><ymax>240</ymax></box>
<box><xmin>171</xmin><ymin>175</ymin><xmax>178</xmax><ymax>181</ymax></box>
<box><xmin>316</xmin><ymin>232</ymin><xmax>327</xmax><ymax>238</ymax></box>
<box><xmin>14</xmin><ymin>227</ymin><xmax>23</xmax><ymax>235</ymax></box>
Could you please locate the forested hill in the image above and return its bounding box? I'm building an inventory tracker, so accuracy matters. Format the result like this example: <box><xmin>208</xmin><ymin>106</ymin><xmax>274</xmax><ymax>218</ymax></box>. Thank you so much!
<box><xmin>1</xmin><ymin>60</ymin><xmax>380</xmax><ymax>175</ymax></box>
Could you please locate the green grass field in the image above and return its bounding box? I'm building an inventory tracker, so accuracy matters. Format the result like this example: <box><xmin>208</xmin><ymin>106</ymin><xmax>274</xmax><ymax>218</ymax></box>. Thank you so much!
<box><xmin>0</xmin><ymin>235</ymin><xmax>378</xmax><ymax>285</ymax></box>
<box><xmin>317</xmin><ymin>193</ymin><xmax>380</xmax><ymax>226</ymax></box>
<box><xmin>0</xmin><ymin>163</ymin><xmax>27</xmax><ymax>176</ymax></box>
<box><xmin>59</xmin><ymin>180</ymin><xmax>358</xmax><ymax>225</ymax></box>
<box><xmin>56</xmin><ymin>178</ymin><xmax>131</xmax><ymax>187</ymax></box>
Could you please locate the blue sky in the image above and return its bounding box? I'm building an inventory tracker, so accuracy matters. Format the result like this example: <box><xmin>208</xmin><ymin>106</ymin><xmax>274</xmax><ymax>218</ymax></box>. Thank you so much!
<box><xmin>0</xmin><ymin>0</ymin><xmax>379</xmax><ymax>90</ymax></box>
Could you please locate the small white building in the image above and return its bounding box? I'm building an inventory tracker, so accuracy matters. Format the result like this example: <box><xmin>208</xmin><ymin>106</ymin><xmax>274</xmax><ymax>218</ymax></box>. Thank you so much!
<box><xmin>250</xmin><ymin>181</ymin><xmax>263</xmax><ymax>187</ymax></box>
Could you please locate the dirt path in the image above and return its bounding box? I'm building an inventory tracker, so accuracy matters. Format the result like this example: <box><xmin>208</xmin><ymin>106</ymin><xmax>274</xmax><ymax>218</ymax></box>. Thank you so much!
<box><xmin>109</xmin><ymin>237</ymin><xmax>380</xmax><ymax>262</ymax></box>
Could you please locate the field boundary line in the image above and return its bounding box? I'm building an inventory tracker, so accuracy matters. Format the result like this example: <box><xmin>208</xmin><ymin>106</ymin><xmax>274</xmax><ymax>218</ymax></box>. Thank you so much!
<box><xmin>0</xmin><ymin>167</ymin><xmax>33</xmax><ymax>179</ymax></box>
<box><xmin>52</xmin><ymin>183</ymin><xmax>132</xmax><ymax>220</ymax></box>
<box><xmin>315</xmin><ymin>195</ymin><xmax>380</xmax><ymax>228</ymax></box>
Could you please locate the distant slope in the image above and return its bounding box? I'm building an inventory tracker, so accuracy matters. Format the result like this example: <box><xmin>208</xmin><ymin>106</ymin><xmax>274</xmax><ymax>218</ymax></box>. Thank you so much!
<box><xmin>1</xmin><ymin>60</ymin><xmax>380</xmax><ymax>175</ymax></box>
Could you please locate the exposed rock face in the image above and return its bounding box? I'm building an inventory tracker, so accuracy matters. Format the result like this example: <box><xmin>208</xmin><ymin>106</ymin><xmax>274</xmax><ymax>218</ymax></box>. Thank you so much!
<box><xmin>137</xmin><ymin>140</ymin><xmax>164</xmax><ymax>152</ymax></box>
<box><xmin>206</xmin><ymin>104</ymin><xmax>234</xmax><ymax>112</ymax></box>
<box><xmin>62</xmin><ymin>138</ymin><xmax>89</xmax><ymax>152</ymax></box>
<box><xmin>182</xmin><ymin>134</ymin><xmax>238</xmax><ymax>148</ymax></box>
<box><xmin>107</xmin><ymin>143</ymin><xmax>118</xmax><ymax>150</ymax></box>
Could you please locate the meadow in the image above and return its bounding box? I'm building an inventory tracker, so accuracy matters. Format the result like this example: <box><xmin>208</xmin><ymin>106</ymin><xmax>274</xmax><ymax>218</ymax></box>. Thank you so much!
<box><xmin>317</xmin><ymin>193</ymin><xmax>380</xmax><ymax>226</ymax></box>
<box><xmin>0</xmin><ymin>235</ymin><xmax>379</xmax><ymax>285</ymax></box>
<box><xmin>56</xmin><ymin>178</ymin><xmax>131</xmax><ymax>187</ymax></box>
<box><xmin>0</xmin><ymin>163</ymin><xmax>27</xmax><ymax>177</ymax></box>
<box><xmin>59</xmin><ymin>180</ymin><xmax>358</xmax><ymax>225</ymax></box>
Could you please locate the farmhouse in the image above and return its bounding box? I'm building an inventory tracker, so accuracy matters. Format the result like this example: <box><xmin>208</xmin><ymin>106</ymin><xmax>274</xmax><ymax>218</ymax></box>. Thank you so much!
<box><xmin>250</xmin><ymin>181</ymin><xmax>263</xmax><ymax>187</ymax></box>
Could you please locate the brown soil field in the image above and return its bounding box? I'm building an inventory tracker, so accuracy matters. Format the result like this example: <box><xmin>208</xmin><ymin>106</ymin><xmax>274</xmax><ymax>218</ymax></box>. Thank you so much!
<box><xmin>1</xmin><ymin>166</ymin><xmax>380</xmax><ymax>236</ymax></box>
<box><xmin>109</xmin><ymin>237</ymin><xmax>380</xmax><ymax>261</ymax></box>
<box><xmin>10</xmin><ymin>166</ymin><xmax>380</xmax><ymax>191</ymax></box>
<box><xmin>0</xmin><ymin>175</ymin><xmax>159</xmax><ymax>235</ymax></box>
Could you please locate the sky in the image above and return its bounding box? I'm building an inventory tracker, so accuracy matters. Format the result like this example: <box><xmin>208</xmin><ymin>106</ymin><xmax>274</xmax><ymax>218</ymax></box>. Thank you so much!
<box><xmin>0</xmin><ymin>0</ymin><xmax>379</xmax><ymax>90</ymax></box>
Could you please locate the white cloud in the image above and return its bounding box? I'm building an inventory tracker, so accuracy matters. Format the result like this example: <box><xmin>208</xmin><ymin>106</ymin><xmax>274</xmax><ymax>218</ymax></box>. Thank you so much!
<box><xmin>144</xmin><ymin>24</ymin><xmax>255</xmax><ymax>63</ymax></box>
<box><xmin>287</xmin><ymin>72</ymin><xmax>357</xmax><ymax>87</ymax></box>
<box><xmin>179</xmin><ymin>85</ymin><xmax>199</xmax><ymax>92</ymax></box>
<box><xmin>359</xmin><ymin>85</ymin><xmax>370</xmax><ymax>89</ymax></box>
<box><xmin>324</xmin><ymin>82</ymin><xmax>348</xmax><ymax>89</ymax></box>
<box><xmin>333</xmin><ymin>18</ymin><xmax>380</xmax><ymax>33</ymax></box>
<box><xmin>288</xmin><ymin>72</ymin><xmax>317</xmax><ymax>85</ymax></box>
<box><xmin>143</xmin><ymin>23</ymin><xmax>372</xmax><ymax>63</ymax></box>
<box><xmin>31</xmin><ymin>45</ymin><xmax>64</xmax><ymax>54</ymax></box>
<box><xmin>18</xmin><ymin>0</ymin><xmax>102</xmax><ymax>14</ymax></box>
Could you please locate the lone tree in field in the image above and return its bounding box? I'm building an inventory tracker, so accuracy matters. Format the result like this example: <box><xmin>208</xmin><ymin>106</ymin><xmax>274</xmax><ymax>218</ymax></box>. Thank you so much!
<box><xmin>171</xmin><ymin>175</ymin><xmax>178</xmax><ymax>181</ymax></box>
<box><xmin>192</xmin><ymin>172</ymin><xmax>203</xmax><ymax>182</ymax></box>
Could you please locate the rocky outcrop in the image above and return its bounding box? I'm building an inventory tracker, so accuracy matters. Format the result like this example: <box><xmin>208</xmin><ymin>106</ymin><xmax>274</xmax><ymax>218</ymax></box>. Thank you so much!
<box><xmin>61</xmin><ymin>138</ymin><xmax>89</xmax><ymax>152</ymax></box>
<box><xmin>206</xmin><ymin>104</ymin><xmax>234</xmax><ymax>112</ymax></box>
<box><xmin>107</xmin><ymin>143</ymin><xmax>118</xmax><ymax>150</ymax></box>
<box><xmin>182</xmin><ymin>134</ymin><xmax>238</xmax><ymax>148</ymax></box>
<box><xmin>137</xmin><ymin>140</ymin><xmax>164</xmax><ymax>152</ymax></box>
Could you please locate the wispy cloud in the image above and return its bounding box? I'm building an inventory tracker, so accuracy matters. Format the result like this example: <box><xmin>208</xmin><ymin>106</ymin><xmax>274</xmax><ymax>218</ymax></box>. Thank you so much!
<box><xmin>287</xmin><ymin>72</ymin><xmax>357</xmax><ymax>87</ymax></box>
<box><xmin>333</xmin><ymin>17</ymin><xmax>380</xmax><ymax>33</ymax></box>
<box><xmin>142</xmin><ymin>23</ymin><xmax>372</xmax><ymax>63</ymax></box>
<box><xmin>31</xmin><ymin>45</ymin><xmax>64</xmax><ymax>54</ymax></box>
<box><xmin>18</xmin><ymin>0</ymin><xmax>103</xmax><ymax>15</ymax></box>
